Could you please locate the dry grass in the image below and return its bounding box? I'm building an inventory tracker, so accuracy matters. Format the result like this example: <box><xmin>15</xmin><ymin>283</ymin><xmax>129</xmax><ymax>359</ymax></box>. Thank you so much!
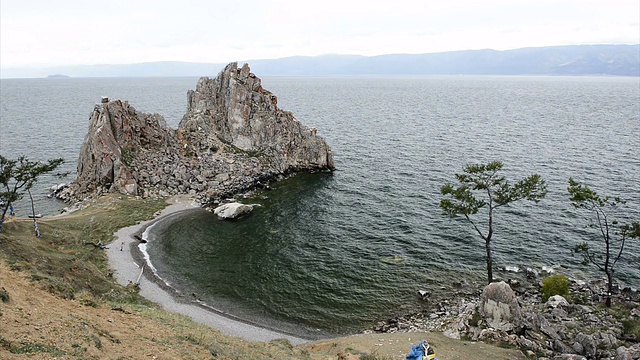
<box><xmin>0</xmin><ymin>195</ymin><xmax>311</xmax><ymax>359</ymax></box>
<box><xmin>0</xmin><ymin>194</ymin><xmax>527</xmax><ymax>359</ymax></box>
<box><xmin>0</xmin><ymin>195</ymin><xmax>166</xmax><ymax>303</ymax></box>
<box><xmin>0</xmin><ymin>260</ymin><xmax>311</xmax><ymax>359</ymax></box>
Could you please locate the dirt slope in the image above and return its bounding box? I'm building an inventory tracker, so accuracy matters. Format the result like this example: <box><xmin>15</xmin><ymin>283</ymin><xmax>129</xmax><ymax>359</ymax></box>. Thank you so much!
<box><xmin>0</xmin><ymin>260</ymin><xmax>308</xmax><ymax>359</ymax></box>
<box><xmin>0</xmin><ymin>259</ymin><xmax>527</xmax><ymax>359</ymax></box>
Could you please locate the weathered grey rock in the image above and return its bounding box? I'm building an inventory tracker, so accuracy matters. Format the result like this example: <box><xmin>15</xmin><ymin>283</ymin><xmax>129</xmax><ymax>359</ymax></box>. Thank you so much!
<box><xmin>65</xmin><ymin>63</ymin><xmax>334</xmax><ymax>203</ymax></box>
<box><xmin>73</xmin><ymin>100</ymin><xmax>177</xmax><ymax>197</ymax></box>
<box><xmin>479</xmin><ymin>281</ymin><xmax>522</xmax><ymax>331</ymax></box>
<box><xmin>370</xmin><ymin>271</ymin><xmax>639</xmax><ymax>360</ymax></box>
<box><xmin>477</xmin><ymin>328</ymin><xmax>508</xmax><ymax>343</ymax></box>
<box><xmin>179</xmin><ymin>62</ymin><xmax>334</xmax><ymax>173</ymax></box>
<box><xmin>572</xmin><ymin>341</ymin><xmax>584</xmax><ymax>355</ymax></box>
<box><xmin>553</xmin><ymin>355</ymin><xmax>586</xmax><ymax>360</ymax></box>
<box><xmin>215</xmin><ymin>173</ymin><xmax>230</xmax><ymax>182</ymax></box>
<box><xmin>213</xmin><ymin>202</ymin><xmax>253</xmax><ymax>219</ymax></box>
<box><xmin>621</xmin><ymin>287</ymin><xmax>640</xmax><ymax>302</ymax></box>
<box><xmin>525</xmin><ymin>267</ymin><xmax>539</xmax><ymax>279</ymax></box>
<box><xmin>597</xmin><ymin>331</ymin><xmax>618</xmax><ymax>349</ymax></box>
<box><xmin>614</xmin><ymin>346</ymin><xmax>634</xmax><ymax>360</ymax></box>
<box><xmin>575</xmin><ymin>333</ymin><xmax>596</xmax><ymax>358</ymax></box>
<box><xmin>547</xmin><ymin>295</ymin><xmax>570</xmax><ymax>309</ymax></box>
<box><xmin>536</xmin><ymin>314</ymin><xmax>562</xmax><ymax>341</ymax></box>
<box><xmin>49</xmin><ymin>183</ymin><xmax>67</xmax><ymax>194</ymax></box>
<box><xmin>517</xmin><ymin>336</ymin><xmax>547</xmax><ymax>354</ymax></box>
<box><xmin>553</xmin><ymin>339</ymin><xmax>575</xmax><ymax>354</ymax></box>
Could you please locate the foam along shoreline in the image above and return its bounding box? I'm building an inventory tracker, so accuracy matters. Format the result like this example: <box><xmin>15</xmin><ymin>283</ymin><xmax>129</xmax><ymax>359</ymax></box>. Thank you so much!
<box><xmin>106</xmin><ymin>195</ymin><xmax>308</xmax><ymax>345</ymax></box>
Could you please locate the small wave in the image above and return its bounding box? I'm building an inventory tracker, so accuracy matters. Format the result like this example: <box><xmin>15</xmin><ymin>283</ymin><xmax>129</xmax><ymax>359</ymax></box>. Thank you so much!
<box><xmin>138</xmin><ymin>222</ymin><xmax>175</xmax><ymax>290</ymax></box>
<box><xmin>503</xmin><ymin>265</ymin><xmax>521</xmax><ymax>273</ymax></box>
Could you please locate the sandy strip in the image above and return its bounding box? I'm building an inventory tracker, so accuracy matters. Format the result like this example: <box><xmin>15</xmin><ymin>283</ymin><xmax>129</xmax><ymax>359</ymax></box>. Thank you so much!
<box><xmin>107</xmin><ymin>195</ymin><xmax>307</xmax><ymax>345</ymax></box>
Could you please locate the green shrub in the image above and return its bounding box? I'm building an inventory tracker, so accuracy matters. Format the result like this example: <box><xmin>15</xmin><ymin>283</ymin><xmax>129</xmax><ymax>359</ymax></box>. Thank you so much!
<box><xmin>0</xmin><ymin>287</ymin><xmax>9</xmax><ymax>303</ymax></box>
<box><xmin>541</xmin><ymin>274</ymin><xmax>570</xmax><ymax>302</ymax></box>
<box><xmin>75</xmin><ymin>290</ymin><xmax>98</xmax><ymax>308</ymax></box>
<box><xmin>622</xmin><ymin>318</ymin><xmax>640</xmax><ymax>339</ymax></box>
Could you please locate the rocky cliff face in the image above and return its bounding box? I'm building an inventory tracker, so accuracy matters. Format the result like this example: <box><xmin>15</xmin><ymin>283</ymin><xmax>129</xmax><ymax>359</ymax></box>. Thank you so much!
<box><xmin>74</xmin><ymin>100</ymin><xmax>178</xmax><ymax>197</ymax></box>
<box><xmin>65</xmin><ymin>63</ymin><xmax>334</xmax><ymax>204</ymax></box>
<box><xmin>179</xmin><ymin>63</ymin><xmax>333</xmax><ymax>172</ymax></box>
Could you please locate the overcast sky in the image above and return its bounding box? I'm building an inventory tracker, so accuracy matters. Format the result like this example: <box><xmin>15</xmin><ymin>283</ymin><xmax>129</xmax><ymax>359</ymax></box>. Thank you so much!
<box><xmin>1</xmin><ymin>0</ymin><xmax>638</xmax><ymax>68</ymax></box>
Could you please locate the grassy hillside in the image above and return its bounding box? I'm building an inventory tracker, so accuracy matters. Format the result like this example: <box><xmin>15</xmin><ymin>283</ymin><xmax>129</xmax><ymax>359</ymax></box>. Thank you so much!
<box><xmin>0</xmin><ymin>195</ymin><xmax>310</xmax><ymax>359</ymax></box>
<box><xmin>0</xmin><ymin>195</ymin><xmax>166</xmax><ymax>303</ymax></box>
<box><xmin>0</xmin><ymin>194</ymin><xmax>525</xmax><ymax>359</ymax></box>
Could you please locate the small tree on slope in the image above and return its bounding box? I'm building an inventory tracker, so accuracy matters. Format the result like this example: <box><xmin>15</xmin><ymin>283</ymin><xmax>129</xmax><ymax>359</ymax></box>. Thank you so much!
<box><xmin>440</xmin><ymin>161</ymin><xmax>547</xmax><ymax>284</ymax></box>
<box><xmin>0</xmin><ymin>155</ymin><xmax>64</xmax><ymax>233</ymax></box>
<box><xmin>567</xmin><ymin>178</ymin><xmax>640</xmax><ymax>307</ymax></box>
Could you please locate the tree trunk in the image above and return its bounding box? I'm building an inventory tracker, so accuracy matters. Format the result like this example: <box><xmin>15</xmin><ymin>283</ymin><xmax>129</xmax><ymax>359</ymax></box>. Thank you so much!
<box><xmin>28</xmin><ymin>189</ymin><xmax>40</xmax><ymax>237</ymax></box>
<box><xmin>0</xmin><ymin>202</ymin><xmax>9</xmax><ymax>232</ymax></box>
<box><xmin>486</xmin><ymin>238</ymin><xmax>493</xmax><ymax>284</ymax></box>
<box><xmin>605</xmin><ymin>270</ymin><xmax>613</xmax><ymax>307</ymax></box>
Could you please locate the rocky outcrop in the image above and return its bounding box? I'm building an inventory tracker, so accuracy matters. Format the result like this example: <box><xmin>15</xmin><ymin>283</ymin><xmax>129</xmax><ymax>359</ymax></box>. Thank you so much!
<box><xmin>370</xmin><ymin>271</ymin><xmax>640</xmax><ymax>359</ymax></box>
<box><xmin>61</xmin><ymin>63</ymin><xmax>334</xmax><ymax>204</ymax></box>
<box><xmin>74</xmin><ymin>100</ymin><xmax>178</xmax><ymax>197</ymax></box>
<box><xmin>179</xmin><ymin>63</ymin><xmax>333</xmax><ymax>173</ymax></box>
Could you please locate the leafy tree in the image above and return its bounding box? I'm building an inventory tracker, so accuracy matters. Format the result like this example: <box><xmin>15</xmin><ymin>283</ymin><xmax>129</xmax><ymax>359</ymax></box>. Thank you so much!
<box><xmin>0</xmin><ymin>155</ymin><xmax>64</xmax><ymax>233</ymax></box>
<box><xmin>440</xmin><ymin>161</ymin><xmax>547</xmax><ymax>284</ymax></box>
<box><xmin>567</xmin><ymin>178</ymin><xmax>640</xmax><ymax>307</ymax></box>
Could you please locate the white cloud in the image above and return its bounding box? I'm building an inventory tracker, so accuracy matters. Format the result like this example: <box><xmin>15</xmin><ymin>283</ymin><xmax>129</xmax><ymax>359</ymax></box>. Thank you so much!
<box><xmin>1</xmin><ymin>0</ymin><xmax>638</xmax><ymax>68</ymax></box>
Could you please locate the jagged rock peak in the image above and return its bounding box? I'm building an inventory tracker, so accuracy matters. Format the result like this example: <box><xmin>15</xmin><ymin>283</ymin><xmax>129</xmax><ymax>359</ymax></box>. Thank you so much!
<box><xmin>64</xmin><ymin>63</ymin><xmax>334</xmax><ymax>203</ymax></box>
<box><xmin>179</xmin><ymin>62</ymin><xmax>334</xmax><ymax>172</ymax></box>
<box><xmin>74</xmin><ymin>100</ymin><xmax>177</xmax><ymax>197</ymax></box>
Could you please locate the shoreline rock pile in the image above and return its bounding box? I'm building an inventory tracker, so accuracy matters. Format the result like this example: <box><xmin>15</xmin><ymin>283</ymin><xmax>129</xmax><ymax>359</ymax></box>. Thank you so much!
<box><xmin>369</xmin><ymin>272</ymin><xmax>640</xmax><ymax>359</ymax></box>
<box><xmin>58</xmin><ymin>63</ymin><xmax>334</xmax><ymax>207</ymax></box>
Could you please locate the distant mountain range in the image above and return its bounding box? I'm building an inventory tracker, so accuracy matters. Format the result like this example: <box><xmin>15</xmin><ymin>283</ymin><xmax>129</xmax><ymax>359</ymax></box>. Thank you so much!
<box><xmin>2</xmin><ymin>44</ymin><xmax>638</xmax><ymax>78</ymax></box>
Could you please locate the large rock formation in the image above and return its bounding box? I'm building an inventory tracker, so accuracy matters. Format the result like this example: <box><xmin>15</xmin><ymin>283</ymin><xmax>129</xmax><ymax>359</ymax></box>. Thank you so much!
<box><xmin>64</xmin><ymin>63</ymin><xmax>334</xmax><ymax>204</ymax></box>
<box><xmin>180</xmin><ymin>63</ymin><xmax>333</xmax><ymax>173</ymax></box>
<box><xmin>75</xmin><ymin>99</ymin><xmax>178</xmax><ymax>197</ymax></box>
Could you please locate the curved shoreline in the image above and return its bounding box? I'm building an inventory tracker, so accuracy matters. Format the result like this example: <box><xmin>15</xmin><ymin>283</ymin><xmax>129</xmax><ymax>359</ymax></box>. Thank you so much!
<box><xmin>106</xmin><ymin>195</ymin><xmax>309</xmax><ymax>345</ymax></box>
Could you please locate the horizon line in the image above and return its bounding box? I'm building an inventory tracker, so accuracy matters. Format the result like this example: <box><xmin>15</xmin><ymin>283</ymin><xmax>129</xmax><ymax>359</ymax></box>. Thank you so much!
<box><xmin>2</xmin><ymin>43</ymin><xmax>638</xmax><ymax>70</ymax></box>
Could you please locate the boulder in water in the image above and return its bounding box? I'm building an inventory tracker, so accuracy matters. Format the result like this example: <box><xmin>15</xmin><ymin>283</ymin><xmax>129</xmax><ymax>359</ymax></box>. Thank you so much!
<box><xmin>213</xmin><ymin>202</ymin><xmax>253</xmax><ymax>219</ymax></box>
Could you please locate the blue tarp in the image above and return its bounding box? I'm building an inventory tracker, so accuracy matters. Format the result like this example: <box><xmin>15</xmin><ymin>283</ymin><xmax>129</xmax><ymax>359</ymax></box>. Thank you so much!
<box><xmin>406</xmin><ymin>340</ymin><xmax>438</xmax><ymax>360</ymax></box>
<box><xmin>405</xmin><ymin>340</ymin><xmax>426</xmax><ymax>360</ymax></box>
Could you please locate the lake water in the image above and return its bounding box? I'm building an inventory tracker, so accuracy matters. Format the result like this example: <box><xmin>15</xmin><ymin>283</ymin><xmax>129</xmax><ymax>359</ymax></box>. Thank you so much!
<box><xmin>1</xmin><ymin>74</ymin><xmax>639</xmax><ymax>338</ymax></box>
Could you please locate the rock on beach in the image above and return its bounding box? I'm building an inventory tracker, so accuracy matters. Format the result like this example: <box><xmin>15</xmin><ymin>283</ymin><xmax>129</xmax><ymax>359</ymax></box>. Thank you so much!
<box><xmin>213</xmin><ymin>202</ymin><xmax>253</xmax><ymax>219</ymax></box>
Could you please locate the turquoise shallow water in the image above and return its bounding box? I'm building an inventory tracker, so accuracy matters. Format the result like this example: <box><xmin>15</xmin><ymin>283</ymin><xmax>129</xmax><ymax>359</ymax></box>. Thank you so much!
<box><xmin>2</xmin><ymin>75</ymin><xmax>639</xmax><ymax>337</ymax></box>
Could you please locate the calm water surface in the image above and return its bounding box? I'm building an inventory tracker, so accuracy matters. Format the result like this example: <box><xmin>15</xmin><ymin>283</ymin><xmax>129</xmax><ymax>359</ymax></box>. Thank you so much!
<box><xmin>2</xmin><ymin>75</ymin><xmax>639</xmax><ymax>337</ymax></box>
